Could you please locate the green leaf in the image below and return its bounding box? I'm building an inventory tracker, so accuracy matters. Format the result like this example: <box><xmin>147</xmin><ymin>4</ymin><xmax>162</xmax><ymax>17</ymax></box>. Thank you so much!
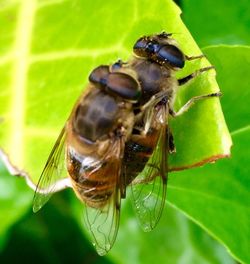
<box><xmin>0</xmin><ymin>190</ymin><xmax>234</xmax><ymax>264</ymax></box>
<box><xmin>111</xmin><ymin>202</ymin><xmax>235</xmax><ymax>264</ymax></box>
<box><xmin>182</xmin><ymin>0</ymin><xmax>250</xmax><ymax>46</ymax></box>
<box><xmin>69</xmin><ymin>196</ymin><xmax>234</xmax><ymax>264</ymax></box>
<box><xmin>0</xmin><ymin>160</ymin><xmax>32</xmax><ymax>251</ymax></box>
<box><xmin>0</xmin><ymin>0</ymin><xmax>231</xmax><ymax>185</ymax></box>
<box><xmin>0</xmin><ymin>191</ymin><xmax>112</xmax><ymax>264</ymax></box>
<box><xmin>168</xmin><ymin>45</ymin><xmax>250</xmax><ymax>264</ymax></box>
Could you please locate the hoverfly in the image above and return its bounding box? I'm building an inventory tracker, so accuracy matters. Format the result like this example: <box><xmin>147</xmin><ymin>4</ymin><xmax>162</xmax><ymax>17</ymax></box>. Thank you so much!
<box><xmin>33</xmin><ymin>32</ymin><xmax>221</xmax><ymax>255</ymax></box>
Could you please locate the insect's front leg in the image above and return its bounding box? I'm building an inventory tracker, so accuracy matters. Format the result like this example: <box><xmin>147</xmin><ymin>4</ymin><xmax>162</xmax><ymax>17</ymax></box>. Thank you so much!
<box><xmin>185</xmin><ymin>54</ymin><xmax>205</xmax><ymax>61</ymax></box>
<box><xmin>172</xmin><ymin>51</ymin><xmax>221</xmax><ymax>115</ymax></box>
<box><xmin>178</xmin><ymin>52</ymin><xmax>215</xmax><ymax>85</ymax></box>
<box><xmin>134</xmin><ymin>90</ymin><xmax>168</xmax><ymax>126</ymax></box>
<box><xmin>178</xmin><ymin>66</ymin><xmax>214</xmax><ymax>86</ymax></box>
<box><xmin>169</xmin><ymin>92</ymin><xmax>222</xmax><ymax>117</ymax></box>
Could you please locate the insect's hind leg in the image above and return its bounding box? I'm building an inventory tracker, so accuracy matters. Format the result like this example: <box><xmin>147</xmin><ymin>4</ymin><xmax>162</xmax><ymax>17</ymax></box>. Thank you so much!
<box><xmin>170</xmin><ymin>92</ymin><xmax>222</xmax><ymax>117</ymax></box>
<box><xmin>178</xmin><ymin>66</ymin><xmax>214</xmax><ymax>86</ymax></box>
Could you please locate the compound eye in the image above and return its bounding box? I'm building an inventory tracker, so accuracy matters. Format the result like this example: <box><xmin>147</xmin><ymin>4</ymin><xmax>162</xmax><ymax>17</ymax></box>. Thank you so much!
<box><xmin>146</xmin><ymin>42</ymin><xmax>157</xmax><ymax>53</ymax></box>
<box><xmin>89</xmin><ymin>65</ymin><xmax>110</xmax><ymax>85</ymax></box>
<box><xmin>158</xmin><ymin>44</ymin><xmax>185</xmax><ymax>68</ymax></box>
<box><xmin>133</xmin><ymin>37</ymin><xmax>148</xmax><ymax>57</ymax></box>
<box><xmin>106</xmin><ymin>72</ymin><xmax>141</xmax><ymax>101</ymax></box>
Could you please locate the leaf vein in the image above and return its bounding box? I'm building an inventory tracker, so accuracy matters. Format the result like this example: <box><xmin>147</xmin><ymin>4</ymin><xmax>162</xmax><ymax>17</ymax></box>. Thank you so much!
<box><xmin>168</xmin><ymin>185</ymin><xmax>250</xmax><ymax>210</ymax></box>
<box><xmin>29</xmin><ymin>46</ymin><xmax>126</xmax><ymax>63</ymax></box>
<box><xmin>231</xmin><ymin>125</ymin><xmax>250</xmax><ymax>136</ymax></box>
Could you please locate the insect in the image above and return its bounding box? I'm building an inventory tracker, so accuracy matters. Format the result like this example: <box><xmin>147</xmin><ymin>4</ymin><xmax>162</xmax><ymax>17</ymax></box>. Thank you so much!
<box><xmin>33</xmin><ymin>32</ymin><xmax>221</xmax><ymax>255</ymax></box>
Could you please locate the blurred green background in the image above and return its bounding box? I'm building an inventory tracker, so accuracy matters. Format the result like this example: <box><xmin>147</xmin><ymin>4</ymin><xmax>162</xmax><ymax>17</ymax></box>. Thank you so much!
<box><xmin>0</xmin><ymin>0</ymin><xmax>249</xmax><ymax>263</ymax></box>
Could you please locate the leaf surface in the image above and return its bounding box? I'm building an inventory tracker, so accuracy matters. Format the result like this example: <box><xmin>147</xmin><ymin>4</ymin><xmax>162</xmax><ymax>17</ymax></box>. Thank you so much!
<box><xmin>167</xmin><ymin>45</ymin><xmax>250</xmax><ymax>264</ymax></box>
<box><xmin>0</xmin><ymin>160</ymin><xmax>32</xmax><ymax>251</ymax></box>
<box><xmin>0</xmin><ymin>0</ymin><xmax>231</xmax><ymax>185</ymax></box>
<box><xmin>182</xmin><ymin>0</ymin><xmax>250</xmax><ymax>46</ymax></box>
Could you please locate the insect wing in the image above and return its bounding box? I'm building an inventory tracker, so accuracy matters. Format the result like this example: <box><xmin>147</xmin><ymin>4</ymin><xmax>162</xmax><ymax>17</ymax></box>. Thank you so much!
<box><xmin>84</xmin><ymin>184</ymin><xmax>121</xmax><ymax>256</ymax></box>
<box><xmin>83</xmin><ymin>139</ymin><xmax>123</xmax><ymax>256</ymax></box>
<box><xmin>131</xmin><ymin>105</ymin><xmax>168</xmax><ymax>231</ymax></box>
<box><xmin>33</xmin><ymin>126</ymin><xmax>69</xmax><ymax>212</ymax></box>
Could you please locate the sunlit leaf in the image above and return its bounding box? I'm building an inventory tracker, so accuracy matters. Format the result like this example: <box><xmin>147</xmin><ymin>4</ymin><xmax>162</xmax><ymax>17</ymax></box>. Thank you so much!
<box><xmin>168</xmin><ymin>45</ymin><xmax>250</xmax><ymax>264</ymax></box>
<box><xmin>0</xmin><ymin>0</ymin><xmax>231</xmax><ymax>186</ymax></box>
<box><xmin>69</xmin><ymin>195</ymin><xmax>235</xmax><ymax>264</ymax></box>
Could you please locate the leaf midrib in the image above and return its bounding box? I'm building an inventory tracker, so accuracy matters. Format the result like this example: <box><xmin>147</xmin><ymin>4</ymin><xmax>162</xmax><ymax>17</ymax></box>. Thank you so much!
<box><xmin>9</xmin><ymin>0</ymin><xmax>36</xmax><ymax>166</ymax></box>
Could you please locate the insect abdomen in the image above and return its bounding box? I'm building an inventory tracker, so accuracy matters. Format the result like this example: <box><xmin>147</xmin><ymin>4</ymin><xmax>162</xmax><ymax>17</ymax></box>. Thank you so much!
<box><xmin>67</xmin><ymin>147</ymin><xmax>118</xmax><ymax>208</ymax></box>
<box><xmin>123</xmin><ymin>128</ymin><xmax>160</xmax><ymax>185</ymax></box>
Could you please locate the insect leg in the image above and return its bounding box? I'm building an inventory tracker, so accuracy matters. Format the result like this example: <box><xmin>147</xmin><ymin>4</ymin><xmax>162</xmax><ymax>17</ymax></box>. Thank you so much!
<box><xmin>170</xmin><ymin>92</ymin><xmax>222</xmax><ymax>117</ymax></box>
<box><xmin>134</xmin><ymin>90</ymin><xmax>168</xmax><ymax>123</ymax></box>
<box><xmin>185</xmin><ymin>54</ymin><xmax>205</xmax><ymax>61</ymax></box>
<box><xmin>168</xmin><ymin>129</ymin><xmax>175</xmax><ymax>153</ymax></box>
<box><xmin>178</xmin><ymin>66</ymin><xmax>214</xmax><ymax>86</ymax></box>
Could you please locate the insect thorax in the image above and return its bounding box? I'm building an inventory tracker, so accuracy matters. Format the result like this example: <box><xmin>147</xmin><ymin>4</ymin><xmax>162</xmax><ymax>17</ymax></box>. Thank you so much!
<box><xmin>130</xmin><ymin>58</ymin><xmax>176</xmax><ymax>105</ymax></box>
<box><xmin>72</xmin><ymin>88</ymin><xmax>124</xmax><ymax>142</ymax></box>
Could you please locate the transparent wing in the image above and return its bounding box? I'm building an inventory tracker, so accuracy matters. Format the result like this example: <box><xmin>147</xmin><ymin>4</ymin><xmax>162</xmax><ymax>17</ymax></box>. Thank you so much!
<box><xmin>83</xmin><ymin>139</ymin><xmax>123</xmax><ymax>256</ymax></box>
<box><xmin>84</xmin><ymin>187</ymin><xmax>121</xmax><ymax>256</ymax></box>
<box><xmin>33</xmin><ymin>126</ymin><xmax>69</xmax><ymax>212</ymax></box>
<box><xmin>131</xmin><ymin>104</ymin><xmax>168</xmax><ymax>232</ymax></box>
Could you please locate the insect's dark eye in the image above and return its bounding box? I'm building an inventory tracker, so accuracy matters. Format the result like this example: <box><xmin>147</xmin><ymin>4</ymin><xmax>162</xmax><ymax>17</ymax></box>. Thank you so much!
<box><xmin>147</xmin><ymin>42</ymin><xmax>155</xmax><ymax>52</ymax></box>
<box><xmin>106</xmin><ymin>72</ymin><xmax>141</xmax><ymax>101</ymax></box>
<box><xmin>146</xmin><ymin>41</ymin><xmax>159</xmax><ymax>54</ymax></box>
<box><xmin>133</xmin><ymin>37</ymin><xmax>148</xmax><ymax>57</ymax></box>
<box><xmin>133</xmin><ymin>38</ymin><xmax>160</xmax><ymax>58</ymax></box>
<box><xmin>89</xmin><ymin>65</ymin><xmax>110</xmax><ymax>85</ymax></box>
<box><xmin>158</xmin><ymin>44</ymin><xmax>185</xmax><ymax>68</ymax></box>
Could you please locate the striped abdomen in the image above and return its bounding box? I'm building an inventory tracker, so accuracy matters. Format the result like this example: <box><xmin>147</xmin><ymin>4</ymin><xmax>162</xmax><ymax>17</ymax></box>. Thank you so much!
<box><xmin>67</xmin><ymin>146</ymin><xmax>118</xmax><ymax>208</ymax></box>
<box><xmin>123</xmin><ymin>128</ymin><xmax>160</xmax><ymax>186</ymax></box>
